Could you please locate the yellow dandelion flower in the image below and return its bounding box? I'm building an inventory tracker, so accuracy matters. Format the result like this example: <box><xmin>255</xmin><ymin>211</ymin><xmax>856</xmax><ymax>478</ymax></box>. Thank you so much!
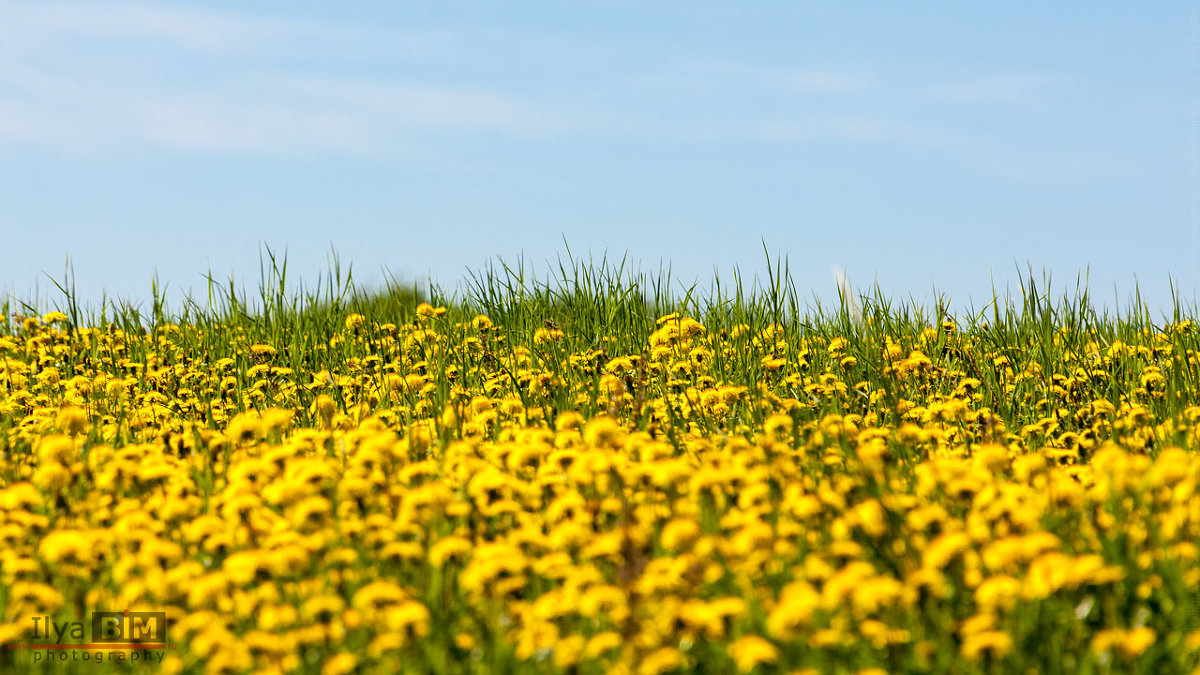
<box><xmin>534</xmin><ymin>326</ymin><xmax>565</xmax><ymax>344</ymax></box>
<box><xmin>583</xmin><ymin>416</ymin><xmax>622</xmax><ymax>447</ymax></box>
<box><xmin>415</xmin><ymin>303</ymin><xmax>447</xmax><ymax>319</ymax></box>
<box><xmin>974</xmin><ymin>575</ymin><xmax>1022</xmax><ymax>612</ymax></box>
<box><xmin>638</xmin><ymin>647</ymin><xmax>687</xmax><ymax>675</ymax></box>
<box><xmin>553</xmin><ymin>634</ymin><xmax>586</xmax><ymax>669</ymax></box>
<box><xmin>767</xmin><ymin>580</ymin><xmax>820</xmax><ymax>639</ymax></box>
<box><xmin>728</xmin><ymin>635</ymin><xmax>778</xmax><ymax>673</ymax></box>
<box><xmin>37</xmin><ymin>434</ymin><xmax>76</xmax><ymax>465</ymax></box>
<box><xmin>429</xmin><ymin>536</ymin><xmax>472</xmax><ymax>567</ymax></box>
<box><xmin>55</xmin><ymin>406</ymin><xmax>88</xmax><ymax>436</ymax></box>
<box><xmin>923</xmin><ymin>531</ymin><xmax>971</xmax><ymax>570</ymax></box>
<box><xmin>313</xmin><ymin>394</ymin><xmax>337</xmax><ymax>427</ymax></box>
<box><xmin>322</xmin><ymin>652</ymin><xmax>357</xmax><ymax>675</ymax></box>
<box><xmin>300</xmin><ymin>595</ymin><xmax>345</xmax><ymax>623</ymax></box>
<box><xmin>583</xmin><ymin>631</ymin><xmax>622</xmax><ymax>659</ymax></box>
<box><xmin>961</xmin><ymin>630</ymin><xmax>1013</xmax><ymax>660</ymax></box>
<box><xmin>0</xmin><ymin>483</ymin><xmax>42</xmax><ymax>510</ymax></box>
<box><xmin>1092</xmin><ymin>627</ymin><xmax>1156</xmax><ymax>659</ymax></box>
<box><xmin>384</xmin><ymin>601</ymin><xmax>431</xmax><ymax>637</ymax></box>
<box><xmin>250</xmin><ymin>343</ymin><xmax>277</xmax><ymax>358</ymax></box>
<box><xmin>353</xmin><ymin>581</ymin><xmax>408</xmax><ymax>613</ymax></box>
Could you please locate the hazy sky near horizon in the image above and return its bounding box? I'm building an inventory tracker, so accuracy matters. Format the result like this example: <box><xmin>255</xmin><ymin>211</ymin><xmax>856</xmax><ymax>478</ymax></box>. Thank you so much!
<box><xmin>0</xmin><ymin>1</ymin><xmax>1195</xmax><ymax>314</ymax></box>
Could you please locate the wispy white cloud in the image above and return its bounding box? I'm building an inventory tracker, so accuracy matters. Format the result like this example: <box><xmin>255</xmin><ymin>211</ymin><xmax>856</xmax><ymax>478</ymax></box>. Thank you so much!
<box><xmin>982</xmin><ymin>153</ymin><xmax>1142</xmax><ymax>185</ymax></box>
<box><xmin>0</xmin><ymin>2</ymin><xmax>579</xmax><ymax>153</ymax></box>
<box><xmin>927</xmin><ymin>72</ymin><xmax>1063</xmax><ymax>106</ymax></box>
<box><xmin>620</xmin><ymin>60</ymin><xmax>989</xmax><ymax>147</ymax></box>
<box><xmin>0</xmin><ymin>70</ymin><xmax>570</xmax><ymax>154</ymax></box>
<box><xmin>0</xmin><ymin>96</ymin><xmax>83</xmax><ymax>148</ymax></box>
<box><xmin>734</xmin><ymin>117</ymin><xmax>976</xmax><ymax>146</ymax></box>
<box><xmin>0</xmin><ymin>1</ymin><xmax>353</xmax><ymax>53</ymax></box>
<box><xmin>0</xmin><ymin>1</ymin><xmax>1072</xmax><ymax>161</ymax></box>
<box><xmin>125</xmin><ymin>96</ymin><xmax>369</xmax><ymax>154</ymax></box>
<box><xmin>268</xmin><ymin>76</ymin><xmax>577</xmax><ymax>136</ymax></box>
<box><xmin>707</xmin><ymin>63</ymin><xmax>876</xmax><ymax>93</ymax></box>
<box><xmin>638</xmin><ymin>60</ymin><xmax>875</xmax><ymax>95</ymax></box>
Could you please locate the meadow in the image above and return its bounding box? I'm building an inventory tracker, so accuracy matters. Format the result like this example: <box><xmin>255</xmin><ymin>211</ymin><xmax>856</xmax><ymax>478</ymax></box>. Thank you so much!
<box><xmin>1</xmin><ymin>256</ymin><xmax>1198</xmax><ymax>674</ymax></box>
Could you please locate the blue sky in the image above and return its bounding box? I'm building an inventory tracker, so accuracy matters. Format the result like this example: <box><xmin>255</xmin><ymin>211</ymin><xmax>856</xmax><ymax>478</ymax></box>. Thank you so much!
<box><xmin>0</xmin><ymin>1</ymin><xmax>1194</xmax><ymax>314</ymax></box>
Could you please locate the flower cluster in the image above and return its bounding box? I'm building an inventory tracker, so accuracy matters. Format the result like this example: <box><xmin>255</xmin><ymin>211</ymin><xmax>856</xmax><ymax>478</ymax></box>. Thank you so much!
<box><xmin>0</xmin><ymin>305</ymin><xmax>1198</xmax><ymax>673</ymax></box>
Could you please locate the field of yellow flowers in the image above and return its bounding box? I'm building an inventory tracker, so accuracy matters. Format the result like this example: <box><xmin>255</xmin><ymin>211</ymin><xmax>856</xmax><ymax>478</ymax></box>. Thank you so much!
<box><xmin>1</xmin><ymin>261</ymin><xmax>1199</xmax><ymax>673</ymax></box>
